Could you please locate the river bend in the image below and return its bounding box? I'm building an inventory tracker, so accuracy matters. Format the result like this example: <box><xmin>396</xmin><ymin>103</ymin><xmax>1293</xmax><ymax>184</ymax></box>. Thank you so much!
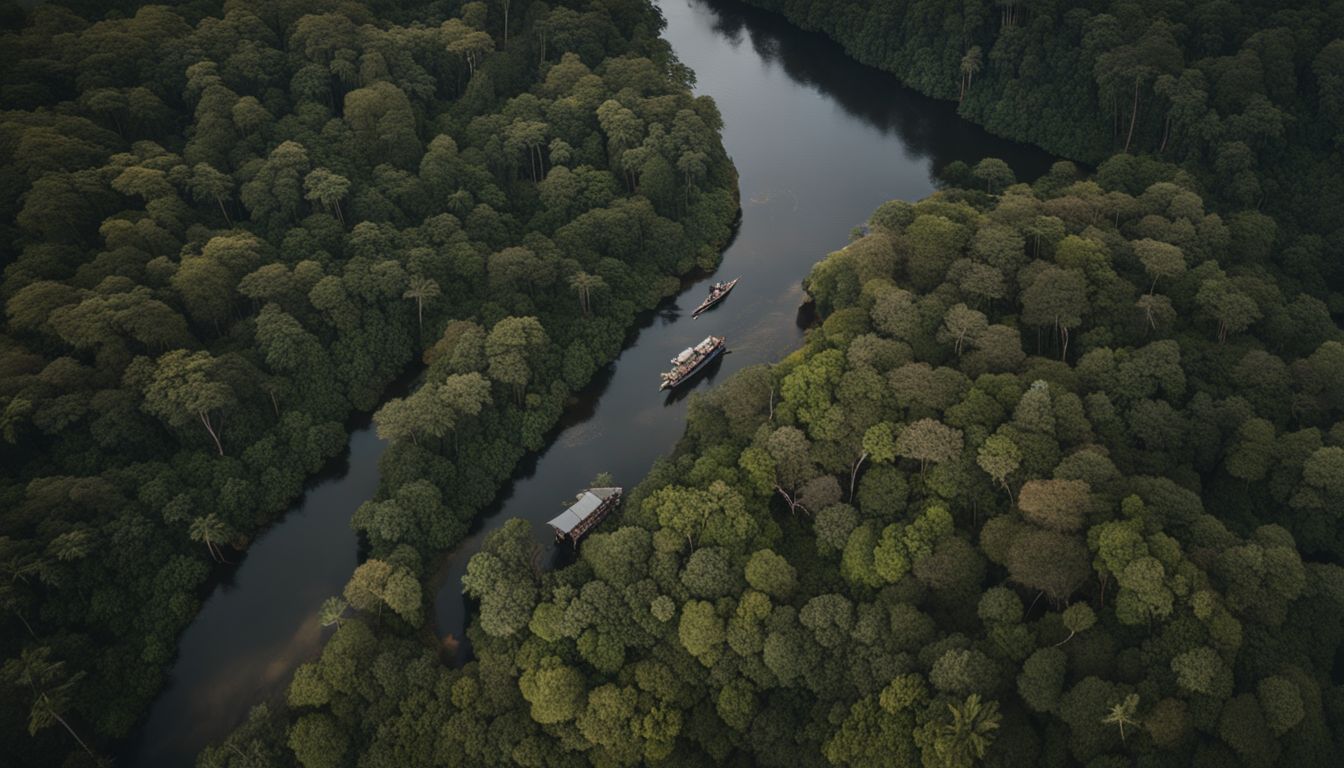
<box><xmin>126</xmin><ymin>1</ymin><xmax>1053</xmax><ymax>764</ymax></box>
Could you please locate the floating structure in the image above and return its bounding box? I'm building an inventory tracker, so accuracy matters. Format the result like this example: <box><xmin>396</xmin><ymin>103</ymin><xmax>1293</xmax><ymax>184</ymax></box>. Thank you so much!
<box><xmin>692</xmin><ymin>277</ymin><xmax>740</xmax><ymax>318</ymax></box>
<box><xmin>659</xmin><ymin>335</ymin><xmax>726</xmax><ymax>391</ymax></box>
<box><xmin>545</xmin><ymin>486</ymin><xmax>623</xmax><ymax>546</ymax></box>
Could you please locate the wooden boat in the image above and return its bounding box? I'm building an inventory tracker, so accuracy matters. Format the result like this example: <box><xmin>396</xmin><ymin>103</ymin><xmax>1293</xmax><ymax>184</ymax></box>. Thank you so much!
<box><xmin>546</xmin><ymin>487</ymin><xmax>622</xmax><ymax>546</ymax></box>
<box><xmin>660</xmin><ymin>335</ymin><xmax>725</xmax><ymax>391</ymax></box>
<box><xmin>691</xmin><ymin>277</ymin><xmax>739</xmax><ymax>318</ymax></box>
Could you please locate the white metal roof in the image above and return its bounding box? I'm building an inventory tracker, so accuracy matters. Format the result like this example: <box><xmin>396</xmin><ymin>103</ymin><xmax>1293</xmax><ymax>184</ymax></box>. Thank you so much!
<box><xmin>548</xmin><ymin>492</ymin><xmax>601</xmax><ymax>533</ymax></box>
<box><xmin>546</xmin><ymin>488</ymin><xmax>621</xmax><ymax>534</ymax></box>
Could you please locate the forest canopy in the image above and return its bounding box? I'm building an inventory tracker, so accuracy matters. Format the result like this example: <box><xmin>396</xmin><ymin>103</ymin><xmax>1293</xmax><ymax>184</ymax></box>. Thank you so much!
<box><xmin>207</xmin><ymin>164</ymin><xmax>1344</xmax><ymax>767</ymax></box>
<box><xmin>741</xmin><ymin>0</ymin><xmax>1344</xmax><ymax>305</ymax></box>
<box><xmin>197</xmin><ymin>0</ymin><xmax>1344</xmax><ymax>765</ymax></box>
<box><xmin>7</xmin><ymin>0</ymin><xmax>1344</xmax><ymax>766</ymax></box>
<box><xmin>0</xmin><ymin>0</ymin><xmax>736</xmax><ymax>764</ymax></box>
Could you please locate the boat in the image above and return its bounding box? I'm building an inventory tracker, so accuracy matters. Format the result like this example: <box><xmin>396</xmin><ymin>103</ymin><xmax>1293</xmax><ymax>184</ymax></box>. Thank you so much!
<box><xmin>545</xmin><ymin>486</ymin><xmax>623</xmax><ymax>546</ymax></box>
<box><xmin>660</xmin><ymin>335</ymin><xmax>726</xmax><ymax>391</ymax></box>
<box><xmin>691</xmin><ymin>277</ymin><xmax>739</xmax><ymax>318</ymax></box>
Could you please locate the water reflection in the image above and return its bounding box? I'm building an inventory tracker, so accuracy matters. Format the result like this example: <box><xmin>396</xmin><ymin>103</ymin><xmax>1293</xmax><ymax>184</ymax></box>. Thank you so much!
<box><xmin>121</xmin><ymin>368</ymin><xmax>421</xmax><ymax>767</ymax></box>
<box><xmin>703</xmin><ymin>3</ymin><xmax>990</xmax><ymax>174</ymax></box>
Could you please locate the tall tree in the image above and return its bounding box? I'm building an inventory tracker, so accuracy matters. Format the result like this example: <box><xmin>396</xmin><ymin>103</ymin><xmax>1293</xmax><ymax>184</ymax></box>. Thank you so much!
<box><xmin>485</xmin><ymin>316</ymin><xmax>548</xmax><ymax>403</ymax></box>
<box><xmin>317</xmin><ymin>596</ymin><xmax>347</xmax><ymax>629</ymax></box>
<box><xmin>403</xmin><ymin>275</ymin><xmax>441</xmax><ymax>335</ymax></box>
<box><xmin>187</xmin><ymin>163</ymin><xmax>234</xmax><ymax>225</ymax></box>
<box><xmin>895</xmin><ymin>418</ymin><xmax>963</xmax><ymax>475</ymax></box>
<box><xmin>496</xmin><ymin>0</ymin><xmax>512</xmax><ymax>44</ymax></box>
<box><xmin>973</xmin><ymin>158</ymin><xmax>1015</xmax><ymax>194</ymax></box>
<box><xmin>142</xmin><ymin>350</ymin><xmax>236</xmax><ymax>455</ymax></box>
<box><xmin>1020</xmin><ymin>267</ymin><xmax>1088</xmax><ymax>359</ymax></box>
<box><xmin>1102</xmin><ymin>693</ymin><xmax>1141</xmax><ymax>743</ymax></box>
<box><xmin>303</xmin><ymin>168</ymin><xmax>350</xmax><ymax>225</ymax></box>
<box><xmin>1</xmin><ymin>648</ymin><xmax>99</xmax><ymax>762</ymax></box>
<box><xmin>977</xmin><ymin>434</ymin><xmax>1021</xmax><ymax>499</ymax></box>
<box><xmin>1095</xmin><ymin>22</ymin><xmax>1183</xmax><ymax>152</ymax></box>
<box><xmin>1133</xmin><ymin>239</ymin><xmax>1185</xmax><ymax>294</ymax></box>
<box><xmin>960</xmin><ymin>47</ymin><xmax>983</xmax><ymax>102</ymax></box>
<box><xmin>188</xmin><ymin>513</ymin><xmax>232</xmax><ymax>563</ymax></box>
<box><xmin>568</xmin><ymin>271</ymin><xmax>606</xmax><ymax>315</ymax></box>
<box><xmin>925</xmin><ymin>694</ymin><xmax>1001</xmax><ymax>767</ymax></box>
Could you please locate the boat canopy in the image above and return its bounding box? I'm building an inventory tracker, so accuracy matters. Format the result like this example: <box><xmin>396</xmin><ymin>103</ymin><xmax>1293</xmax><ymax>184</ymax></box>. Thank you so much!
<box><xmin>673</xmin><ymin>348</ymin><xmax>695</xmax><ymax>364</ymax></box>
<box><xmin>546</xmin><ymin>487</ymin><xmax>622</xmax><ymax>534</ymax></box>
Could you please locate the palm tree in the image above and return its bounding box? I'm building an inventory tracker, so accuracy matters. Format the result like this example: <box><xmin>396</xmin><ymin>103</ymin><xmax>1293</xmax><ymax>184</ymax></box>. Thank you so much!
<box><xmin>447</xmin><ymin>189</ymin><xmax>474</xmax><ymax>217</ymax></box>
<box><xmin>46</xmin><ymin>530</ymin><xmax>91</xmax><ymax>563</ymax></box>
<box><xmin>403</xmin><ymin>276</ymin><xmax>441</xmax><ymax>335</ymax></box>
<box><xmin>568</xmin><ymin>271</ymin><xmax>606</xmax><ymax>315</ymax></box>
<box><xmin>0</xmin><ymin>535</ymin><xmax>63</xmax><ymax>633</ymax></box>
<box><xmin>189</xmin><ymin>514</ymin><xmax>231</xmax><ymax>563</ymax></box>
<box><xmin>1</xmin><ymin>647</ymin><xmax>100</xmax><ymax>762</ymax></box>
<box><xmin>960</xmin><ymin>47</ymin><xmax>983</xmax><ymax>102</ymax></box>
<box><xmin>1102</xmin><ymin>693</ymin><xmax>1141</xmax><ymax>743</ymax></box>
<box><xmin>9</xmin><ymin>548</ymin><xmax>60</xmax><ymax>589</ymax></box>
<box><xmin>933</xmin><ymin>694</ymin><xmax>1001</xmax><ymax>766</ymax></box>
<box><xmin>318</xmin><ymin>596</ymin><xmax>348</xmax><ymax>629</ymax></box>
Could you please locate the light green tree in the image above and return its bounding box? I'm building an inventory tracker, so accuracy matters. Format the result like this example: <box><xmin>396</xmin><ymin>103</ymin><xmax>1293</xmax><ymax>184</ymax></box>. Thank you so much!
<box><xmin>303</xmin><ymin>168</ymin><xmax>350</xmax><ymax>225</ymax></box>
<box><xmin>189</xmin><ymin>513</ymin><xmax>232</xmax><ymax>563</ymax></box>
<box><xmin>1102</xmin><ymin>693</ymin><xmax>1141</xmax><ymax>743</ymax></box>
<box><xmin>976</xmin><ymin>434</ymin><xmax>1021</xmax><ymax>499</ymax></box>
<box><xmin>1053</xmin><ymin>603</ymin><xmax>1097</xmax><ymax>646</ymax></box>
<box><xmin>850</xmin><ymin>421</ymin><xmax>897</xmax><ymax>500</ymax></box>
<box><xmin>973</xmin><ymin>158</ymin><xmax>1014</xmax><ymax>193</ymax></box>
<box><xmin>925</xmin><ymin>693</ymin><xmax>1002</xmax><ymax>767</ymax></box>
<box><xmin>142</xmin><ymin>350</ymin><xmax>236</xmax><ymax>455</ymax></box>
<box><xmin>317</xmin><ymin>596</ymin><xmax>347</xmax><ymax>629</ymax></box>
<box><xmin>485</xmin><ymin>316</ymin><xmax>547</xmax><ymax>403</ymax></box>
<box><xmin>568</xmin><ymin>271</ymin><xmax>606</xmax><ymax>315</ymax></box>
<box><xmin>895</xmin><ymin>418</ymin><xmax>963</xmax><ymax>476</ymax></box>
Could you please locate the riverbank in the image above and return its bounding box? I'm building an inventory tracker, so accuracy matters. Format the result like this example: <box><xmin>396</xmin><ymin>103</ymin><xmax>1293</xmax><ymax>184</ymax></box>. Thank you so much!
<box><xmin>199</xmin><ymin>0</ymin><xmax>1056</xmax><ymax>762</ymax></box>
<box><xmin>199</xmin><ymin>1</ymin><xmax>1344</xmax><ymax>765</ymax></box>
<box><xmin>114</xmin><ymin>4</ymin><xmax>742</xmax><ymax>764</ymax></box>
<box><xmin>734</xmin><ymin>0</ymin><xmax>1344</xmax><ymax>301</ymax></box>
<box><xmin>424</xmin><ymin>0</ymin><xmax>1061</xmax><ymax>658</ymax></box>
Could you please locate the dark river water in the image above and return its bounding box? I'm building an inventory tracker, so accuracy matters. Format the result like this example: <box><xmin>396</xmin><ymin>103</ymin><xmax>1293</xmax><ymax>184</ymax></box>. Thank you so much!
<box><xmin>124</xmin><ymin>1</ymin><xmax>1054</xmax><ymax>764</ymax></box>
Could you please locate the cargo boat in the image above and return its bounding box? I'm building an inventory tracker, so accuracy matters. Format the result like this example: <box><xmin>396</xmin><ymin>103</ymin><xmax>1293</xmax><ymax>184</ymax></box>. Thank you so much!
<box><xmin>660</xmin><ymin>335</ymin><xmax>725</xmax><ymax>391</ymax></box>
<box><xmin>691</xmin><ymin>277</ymin><xmax>740</xmax><ymax>318</ymax></box>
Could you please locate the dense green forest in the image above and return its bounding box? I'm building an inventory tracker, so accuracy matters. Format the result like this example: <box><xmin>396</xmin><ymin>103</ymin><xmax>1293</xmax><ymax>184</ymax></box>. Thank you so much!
<box><xmin>741</xmin><ymin>0</ymin><xmax>1344</xmax><ymax>303</ymax></box>
<box><xmin>202</xmin><ymin>4</ymin><xmax>1344</xmax><ymax>765</ymax></box>
<box><xmin>8</xmin><ymin>0</ymin><xmax>1344</xmax><ymax>765</ymax></box>
<box><xmin>207</xmin><ymin>162</ymin><xmax>1344</xmax><ymax>767</ymax></box>
<box><xmin>0</xmin><ymin>0</ymin><xmax>736</xmax><ymax>764</ymax></box>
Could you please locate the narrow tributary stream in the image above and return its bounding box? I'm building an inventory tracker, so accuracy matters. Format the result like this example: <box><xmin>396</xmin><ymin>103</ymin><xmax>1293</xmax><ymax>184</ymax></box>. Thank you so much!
<box><xmin>126</xmin><ymin>1</ymin><xmax>1054</xmax><ymax>764</ymax></box>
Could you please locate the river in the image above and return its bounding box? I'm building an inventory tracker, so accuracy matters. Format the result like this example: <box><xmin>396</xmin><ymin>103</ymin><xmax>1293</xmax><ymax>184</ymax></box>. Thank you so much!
<box><xmin>125</xmin><ymin>0</ymin><xmax>1054</xmax><ymax>764</ymax></box>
